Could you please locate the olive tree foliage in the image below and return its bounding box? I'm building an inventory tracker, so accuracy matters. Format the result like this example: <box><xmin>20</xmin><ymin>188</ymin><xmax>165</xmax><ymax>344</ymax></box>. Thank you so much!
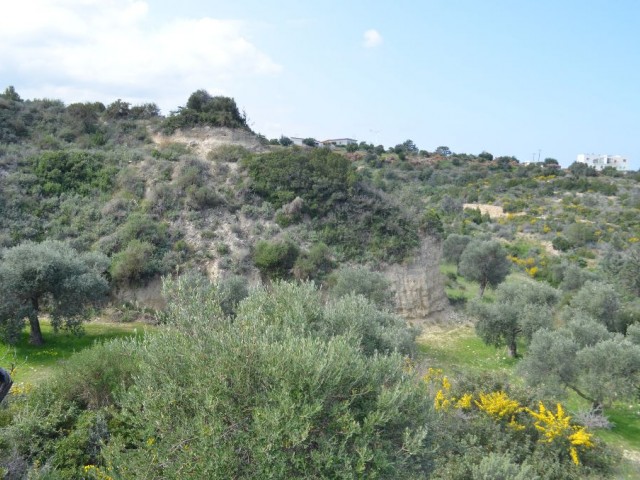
<box><xmin>442</xmin><ymin>234</ymin><xmax>472</xmax><ymax>267</ymax></box>
<box><xmin>99</xmin><ymin>278</ymin><xmax>433</xmax><ymax>478</ymax></box>
<box><xmin>0</xmin><ymin>240</ymin><xmax>109</xmax><ymax>345</ymax></box>
<box><xmin>471</xmin><ymin>452</ymin><xmax>539</xmax><ymax>480</ymax></box>
<box><xmin>2</xmin><ymin>276</ymin><xmax>430</xmax><ymax>477</ymax></box>
<box><xmin>600</xmin><ymin>244</ymin><xmax>640</xmax><ymax>297</ymax></box>
<box><xmin>458</xmin><ymin>240</ymin><xmax>511</xmax><ymax>296</ymax></box>
<box><xmin>329</xmin><ymin>265</ymin><xmax>395</xmax><ymax>309</ymax></box>
<box><xmin>557</xmin><ymin>263</ymin><xmax>598</xmax><ymax>292</ymax></box>
<box><xmin>237</xmin><ymin>281</ymin><xmax>415</xmax><ymax>356</ymax></box>
<box><xmin>627</xmin><ymin>322</ymin><xmax>640</xmax><ymax>345</ymax></box>
<box><xmin>471</xmin><ymin>279</ymin><xmax>559</xmax><ymax>357</ymax></box>
<box><xmin>562</xmin><ymin>281</ymin><xmax>626</xmax><ymax>333</ymax></box>
<box><xmin>519</xmin><ymin>319</ymin><xmax>640</xmax><ymax>409</ymax></box>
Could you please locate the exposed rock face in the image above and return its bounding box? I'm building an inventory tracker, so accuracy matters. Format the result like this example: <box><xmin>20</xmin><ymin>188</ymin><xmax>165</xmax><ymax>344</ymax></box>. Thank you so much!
<box><xmin>151</xmin><ymin>126</ymin><xmax>266</xmax><ymax>157</ymax></box>
<box><xmin>385</xmin><ymin>236</ymin><xmax>450</xmax><ymax>324</ymax></box>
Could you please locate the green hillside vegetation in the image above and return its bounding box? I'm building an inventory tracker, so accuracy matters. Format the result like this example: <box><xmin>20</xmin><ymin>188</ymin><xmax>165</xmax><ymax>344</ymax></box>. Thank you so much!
<box><xmin>1</xmin><ymin>86</ymin><xmax>640</xmax><ymax>478</ymax></box>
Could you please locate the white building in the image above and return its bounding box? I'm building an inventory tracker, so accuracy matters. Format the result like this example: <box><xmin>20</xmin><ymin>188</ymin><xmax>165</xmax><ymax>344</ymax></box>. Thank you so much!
<box><xmin>320</xmin><ymin>138</ymin><xmax>358</xmax><ymax>147</ymax></box>
<box><xmin>576</xmin><ymin>153</ymin><xmax>628</xmax><ymax>171</ymax></box>
<box><xmin>290</xmin><ymin>137</ymin><xmax>319</xmax><ymax>147</ymax></box>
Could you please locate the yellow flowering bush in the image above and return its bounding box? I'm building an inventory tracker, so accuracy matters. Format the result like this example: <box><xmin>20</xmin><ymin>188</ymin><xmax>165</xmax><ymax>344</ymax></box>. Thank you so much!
<box><xmin>427</xmin><ymin>371</ymin><xmax>596</xmax><ymax>466</ymax></box>
<box><xmin>474</xmin><ymin>391</ymin><xmax>522</xmax><ymax>420</ymax></box>
<box><xmin>527</xmin><ymin>402</ymin><xmax>594</xmax><ymax>465</ymax></box>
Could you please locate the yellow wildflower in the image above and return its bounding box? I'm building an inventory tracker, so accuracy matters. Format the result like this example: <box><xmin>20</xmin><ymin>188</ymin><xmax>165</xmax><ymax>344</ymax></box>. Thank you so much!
<box><xmin>508</xmin><ymin>415</ymin><xmax>526</xmax><ymax>431</ymax></box>
<box><xmin>569</xmin><ymin>427</ymin><xmax>593</xmax><ymax>448</ymax></box>
<box><xmin>527</xmin><ymin>402</ymin><xmax>571</xmax><ymax>443</ymax></box>
<box><xmin>455</xmin><ymin>393</ymin><xmax>473</xmax><ymax>410</ymax></box>
<box><xmin>434</xmin><ymin>389</ymin><xmax>451</xmax><ymax>411</ymax></box>
<box><xmin>569</xmin><ymin>446</ymin><xmax>580</xmax><ymax>465</ymax></box>
<box><xmin>475</xmin><ymin>391</ymin><xmax>522</xmax><ymax>420</ymax></box>
<box><xmin>442</xmin><ymin>376</ymin><xmax>451</xmax><ymax>391</ymax></box>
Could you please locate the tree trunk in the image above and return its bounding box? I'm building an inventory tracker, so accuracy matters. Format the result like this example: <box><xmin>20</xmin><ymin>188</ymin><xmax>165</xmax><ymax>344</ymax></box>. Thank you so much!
<box><xmin>507</xmin><ymin>340</ymin><xmax>517</xmax><ymax>358</ymax></box>
<box><xmin>479</xmin><ymin>281</ymin><xmax>486</xmax><ymax>297</ymax></box>
<box><xmin>28</xmin><ymin>297</ymin><xmax>44</xmax><ymax>346</ymax></box>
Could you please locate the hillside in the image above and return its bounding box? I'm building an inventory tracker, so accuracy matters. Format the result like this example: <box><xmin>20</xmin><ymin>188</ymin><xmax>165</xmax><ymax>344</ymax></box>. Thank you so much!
<box><xmin>1</xmin><ymin>88</ymin><xmax>640</xmax><ymax>479</ymax></box>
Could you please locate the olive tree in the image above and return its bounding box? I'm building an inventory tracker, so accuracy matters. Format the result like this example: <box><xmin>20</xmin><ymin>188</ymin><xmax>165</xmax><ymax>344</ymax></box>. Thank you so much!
<box><xmin>442</xmin><ymin>233</ymin><xmax>472</xmax><ymax>268</ymax></box>
<box><xmin>519</xmin><ymin>323</ymin><xmax>640</xmax><ymax>409</ymax></box>
<box><xmin>329</xmin><ymin>265</ymin><xmax>395</xmax><ymax>308</ymax></box>
<box><xmin>458</xmin><ymin>240</ymin><xmax>510</xmax><ymax>296</ymax></box>
<box><xmin>0</xmin><ymin>240</ymin><xmax>109</xmax><ymax>345</ymax></box>
<box><xmin>99</xmin><ymin>279</ymin><xmax>434</xmax><ymax>478</ymax></box>
<box><xmin>472</xmin><ymin>279</ymin><xmax>559</xmax><ymax>357</ymax></box>
<box><xmin>565</xmin><ymin>281</ymin><xmax>623</xmax><ymax>332</ymax></box>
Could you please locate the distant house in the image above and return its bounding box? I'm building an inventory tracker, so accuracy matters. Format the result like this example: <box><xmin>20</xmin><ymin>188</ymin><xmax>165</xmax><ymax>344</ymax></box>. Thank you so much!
<box><xmin>320</xmin><ymin>138</ymin><xmax>357</xmax><ymax>147</ymax></box>
<box><xmin>576</xmin><ymin>153</ymin><xmax>628</xmax><ymax>171</ymax></box>
<box><xmin>290</xmin><ymin>137</ymin><xmax>319</xmax><ymax>147</ymax></box>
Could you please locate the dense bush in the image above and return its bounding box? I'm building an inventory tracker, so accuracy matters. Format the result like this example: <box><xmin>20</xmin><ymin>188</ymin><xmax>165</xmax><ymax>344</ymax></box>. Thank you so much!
<box><xmin>253</xmin><ymin>239</ymin><xmax>300</xmax><ymax>279</ymax></box>
<box><xmin>1</xmin><ymin>279</ymin><xmax>434</xmax><ymax>478</ymax></box>
<box><xmin>163</xmin><ymin>90</ymin><xmax>249</xmax><ymax>132</ymax></box>
<box><xmin>109</xmin><ymin>239</ymin><xmax>156</xmax><ymax>285</ymax></box>
<box><xmin>31</xmin><ymin>150</ymin><xmax>117</xmax><ymax>196</ymax></box>
<box><xmin>292</xmin><ymin>242</ymin><xmax>334</xmax><ymax>280</ymax></box>
<box><xmin>442</xmin><ymin>233</ymin><xmax>472</xmax><ymax>266</ymax></box>
<box><xmin>329</xmin><ymin>265</ymin><xmax>395</xmax><ymax>308</ymax></box>
<box><xmin>243</xmin><ymin>148</ymin><xmax>354</xmax><ymax>215</ymax></box>
<box><xmin>0</xmin><ymin>339</ymin><xmax>141</xmax><ymax>478</ymax></box>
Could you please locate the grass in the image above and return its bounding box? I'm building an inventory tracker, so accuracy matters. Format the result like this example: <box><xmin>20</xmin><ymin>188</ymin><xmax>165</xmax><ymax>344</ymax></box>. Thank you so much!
<box><xmin>0</xmin><ymin>319</ymin><xmax>149</xmax><ymax>385</ymax></box>
<box><xmin>440</xmin><ymin>263</ymin><xmax>482</xmax><ymax>304</ymax></box>
<box><xmin>418</xmin><ymin>324</ymin><xmax>519</xmax><ymax>375</ymax></box>
<box><xmin>599</xmin><ymin>407</ymin><xmax>640</xmax><ymax>451</ymax></box>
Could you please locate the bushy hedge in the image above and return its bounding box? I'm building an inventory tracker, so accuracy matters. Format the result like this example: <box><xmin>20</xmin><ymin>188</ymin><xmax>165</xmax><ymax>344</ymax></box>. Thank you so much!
<box><xmin>1</xmin><ymin>279</ymin><xmax>433</xmax><ymax>479</ymax></box>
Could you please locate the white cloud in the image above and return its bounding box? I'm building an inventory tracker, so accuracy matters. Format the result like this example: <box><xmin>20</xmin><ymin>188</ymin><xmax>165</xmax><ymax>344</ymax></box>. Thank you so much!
<box><xmin>0</xmin><ymin>0</ymin><xmax>281</xmax><ymax>112</ymax></box>
<box><xmin>363</xmin><ymin>29</ymin><xmax>383</xmax><ymax>48</ymax></box>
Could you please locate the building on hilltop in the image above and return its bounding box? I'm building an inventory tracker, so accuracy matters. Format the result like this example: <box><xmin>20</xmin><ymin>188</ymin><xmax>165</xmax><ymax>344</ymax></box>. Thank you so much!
<box><xmin>290</xmin><ymin>137</ymin><xmax>319</xmax><ymax>147</ymax></box>
<box><xmin>576</xmin><ymin>153</ymin><xmax>628</xmax><ymax>171</ymax></box>
<box><xmin>320</xmin><ymin>138</ymin><xmax>357</xmax><ymax>147</ymax></box>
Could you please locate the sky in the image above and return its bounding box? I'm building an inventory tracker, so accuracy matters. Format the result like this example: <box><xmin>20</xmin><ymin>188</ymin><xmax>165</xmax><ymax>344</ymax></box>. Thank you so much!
<box><xmin>1</xmin><ymin>0</ymin><xmax>639</xmax><ymax>169</ymax></box>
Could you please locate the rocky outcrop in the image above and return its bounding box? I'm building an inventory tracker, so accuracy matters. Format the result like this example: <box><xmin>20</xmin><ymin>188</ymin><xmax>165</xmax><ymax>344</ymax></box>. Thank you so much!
<box><xmin>151</xmin><ymin>126</ymin><xmax>266</xmax><ymax>157</ymax></box>
<box><xmin>385</xmin><ymin>236</ymin><xmax>450</xmax><ymax>324</ymax></box>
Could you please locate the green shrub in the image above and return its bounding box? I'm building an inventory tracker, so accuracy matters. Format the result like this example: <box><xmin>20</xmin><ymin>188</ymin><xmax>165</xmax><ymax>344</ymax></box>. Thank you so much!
<box><xmin>96</xmin><ymin>279</ymin><xmax>434</xmax><ymax>478</ymax></box>
<box><xmin>253</xmin><ymin>239</ymin><xmax>299</xmax><ymax>279</ymax></box>
<box><xmin>292</xmin><ymin>242</ymin><xmax>334</xmax><ymax>280</ymax></box>
<box><xmin>0</xmin><ymin>339</ymin><xmax>140</xmax><ymax>479</ymax></box>
<box><xmin>206</xmin><ymin>144</ymin><xmax>250</xmax><ymax>163</ymax></box>
<box><xmin>186</xmin><ymin>186</ymin><xmax>224</xmax><ymax>210</ymax></box>
<box><xmin>552</xmin><ymin>235</ymin><xmax>572</xmax><ymax>252</ymax></box>
<box><xmin>31</xmin><ymin>150</ymin><xmax>117</xmax><ymax>196</ymax></box>
<box><xmin>109</xmin><ymin>239</ymin><xmax>156</xmax><ymax>284</ymax></box>
<box><xmin>564</xmin><ymin>222</ymin><xmax>596</xmax><ymax>247</ymax></box>
<box><xmin>329</xmin><ymin>265</ymin><xmax>394</xmax><ymax>308</ymax></box>
<box><xmin>162</xmin><ymin>90</ymin><xmax>249</xmax><ymax>133</ymax></box>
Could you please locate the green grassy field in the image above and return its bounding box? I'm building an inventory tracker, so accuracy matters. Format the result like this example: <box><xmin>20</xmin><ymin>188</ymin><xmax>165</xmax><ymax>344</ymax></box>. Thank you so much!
<box><xmin>0</xmin><ymin>320</ymin><xmax>148</xmax><ymax>386</ymax></box>
<box><xmin>417</xmin><ymin>323</ymin><xmax>640</xmax><ymax>478</ymax></box>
